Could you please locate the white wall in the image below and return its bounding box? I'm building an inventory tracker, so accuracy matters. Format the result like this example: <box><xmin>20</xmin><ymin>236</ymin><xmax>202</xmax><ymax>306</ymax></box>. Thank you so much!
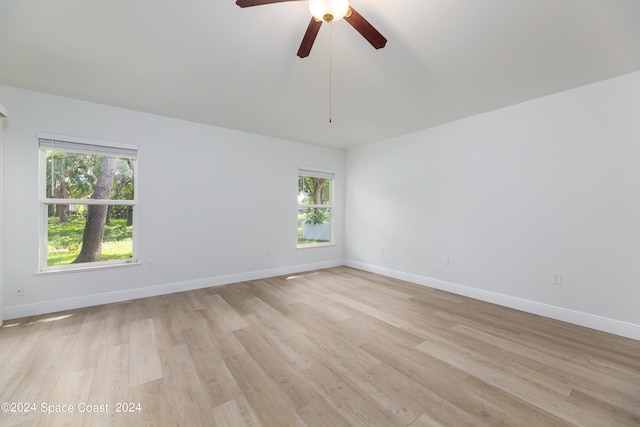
<box><xmin>0</xmin><ymin>101</ymin><xmax>7</xmax><ymax>325</ymax></box>
<box><xmin>0</xmin><ymin>85</ymin><xmax>344</xmax><ymax>319</ymax></box>
<box><xmin>346</xmin><ymin>72</ymin><xmax>640</xmax><ymax>338</ymax></box>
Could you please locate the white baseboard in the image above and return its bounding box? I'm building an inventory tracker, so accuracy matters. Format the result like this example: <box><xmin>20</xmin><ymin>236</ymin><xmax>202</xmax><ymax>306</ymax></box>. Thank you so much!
<box><xmin>2</xmin><ymin>259</ymin><xmax>343</xmax><ymax>321</ymax></box>
<box><xmin>345</xmin><ymin>260</ymin><xmax>640</xmax><ymax>341</ymax></box>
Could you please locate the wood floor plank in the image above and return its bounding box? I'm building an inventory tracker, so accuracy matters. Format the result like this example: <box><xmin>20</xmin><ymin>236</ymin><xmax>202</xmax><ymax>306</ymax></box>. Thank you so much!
<box><xmin>567</xmin><ymin>388</ymin><xmax>640</xmax><ymax>426</ymax></box>
<box><xmin>243</xmin><ymin>297</ymin><xmax>304</xmax><ymax>338</ymax></box>
<box><xmin>292</xmin><ymin>320</ymin><xmax>383</xmax><ymax>374</ymax></box>
<box><xmin>85</xmin><ymin>343</ymin><xmax>129</xmax><ymax>427</ymax></box>
<box><xmin>326</xmin><ymin>359</ymin><xmax>421</xmax><ymax>426</ymax></box>
<box><xmin>127</xmin><ymin>378</ymin><xmax>168</xmax><ymax>427</ymax></box>
<box><xmin>326</xmin><ymin>292</ymin><xmax>448</xmax><ymax>343</ymax></box>
<box><xmin>407</xmin><ymin>413</ymin><xmax>445</xmax><ymax>427</ymax></box>
<box><xmin>206</xmin><ymin>294</ymin><xmax>250</xmax><ymax>332</ymax></box>
<box><xmin>367</xmin><ymin>363</ymin><xmax>486</xmax><ymax>427</ymax></box>
<box><xmin>153</xmin><ymin>303</ymin><xmax>184</xmax><ymax>350</ymax></box>
<box><xmin>288</xmin><ymin>293</ymin><xmax>352</xmax><ymax>323</ymax></box>
<box><xmin>243</xmin><ymin>313</ymin><xmax>314</xmax><ymax>371</ymax></box>
<box><xmin>181</xmin><ymin>327</ymin><xmax>244</xmax><ymax>407</ymax></box>
<box><xmin>184</xmin><ymin>288</ymin><xmax>211</xmax><ymax>311</ymax></box>
<box><xmin>100</xmin><ymin>302</ymin><xmax>131</xmax><ymax>348</ymax></box>
<box><xmin>367</xmin><ymin>364</ymin><xmax>503</xmax><ymax>426</ymax></box>
<box><xmin>155</xmin><ymin>343</ymin><xmax>211</xmax><ymax>426</ymax></box>
<box><xmin>194</xmin><ymin>306</ymin><xmax>249</xmax><ymax>360</ymax></box>
<box><xmin>360</xmin><ymin>340</ymin><xmax>488</xmax><ymax>427</ymax></box>
<box><xmin>287</xmin><ymin>303</ymin><xmax>371</xmax><ymax>348</ymax></box>
<box><xmin>61</xmin><ymin>318</ymin><xmax>106</xmax><ymax>374</ymax></box>
<box><xmin>320</xmin><ymin>272</ymin><xmax>416</xmax><ymax>306</ymax></box>
<box><xmin>1</xmin><ymin>334</ymin><xmax>76</xmax><ymax>427</ymax></box>
<box><xmin>0</xmin><ymin>328</ymin><xmax>45</xmax><ymax>402</ymax></box>
<box><xmin>414</xmin><ymin>338</ymin><xmax>626</xmax><ymax>427</ymax></box>
<box><xmin>233</xmin><ymin>325</ymin><xmax>321</xmax><ymax>410</ymax></box>
<box><xmin>129</xmin><ymin>318</ymin><xmax>163</xmax><ymax>387</ymax></box>
<box><xmin>0</xmin><ymin>330</ymin><xmax>23</xmax><ymax>366</ymax></box>
<box><xmin>40</xmin><ymin>368</ymin><xmax>94</xmax><ymax>427</ymax></box>
<box><xmin>449</xmin><ymin>324</ymin><xmax>576</xmax><ymax>397</ymax></box>
<box><xmin>245</xmin><ymin>279</ymin><xmax>301</xmax><ymax>316</ymax></box>
<box><xmin>211</xmin><ymin>399</ymin><xmax>262</xmax><ymax>427</ymax></box>
<box><xmin>296</xmin><ymin>397</ymin><xmax>352</xmax><ymax>427</ymax></box>
<box><xmin>462</xmin><ymin>375</ymin><xmax>575</xmax><ymax>427</ymax></box>
<box><xmin>452</xmin><ymin>323</ymin><xmax>640</xmax><ymax>412</ymax></box>
<box><xmin>588</xmin><ymin>356</ymin><xmax>640</xmax><ymax>383</ymax></box>
<box><xmin>214</xmin><ymin>281</ymin><xmax>259</xmax><ymax>316</ymax></box>
<box><xmin>2</xmin><ymin>266</ymin><xmax>639</xmax><ymax>426</ymax></box>
<box><xmin>302</xmin><ymin>361</ymin><xmax>393</xmax><ymax>426</ymax></box>
<box><xmin>225</xmin><ymin>352</ymin><xmax>307</xmax><ymax>427</ymax></box>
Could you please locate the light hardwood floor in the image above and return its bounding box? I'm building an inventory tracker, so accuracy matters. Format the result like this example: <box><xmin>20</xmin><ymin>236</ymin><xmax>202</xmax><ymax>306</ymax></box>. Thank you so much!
<box><xmin>1</xmin><ymin>267</ymin><xmax>639</xmax><ymax>426</ymax></box>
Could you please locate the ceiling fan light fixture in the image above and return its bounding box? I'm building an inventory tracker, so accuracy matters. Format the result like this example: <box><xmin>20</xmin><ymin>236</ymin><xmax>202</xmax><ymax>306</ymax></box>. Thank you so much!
<box><xmin>309</xmin><ymin>0</ymin><xmax>350</xmax><ymax>22</ymax></box>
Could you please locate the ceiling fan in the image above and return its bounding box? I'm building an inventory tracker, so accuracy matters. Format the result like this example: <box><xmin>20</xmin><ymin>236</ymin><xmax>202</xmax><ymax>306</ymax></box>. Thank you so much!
<box><xmin>236</xmin><ymin>0</ymin><xmax>387</xmax><ymax>58</ymax></box>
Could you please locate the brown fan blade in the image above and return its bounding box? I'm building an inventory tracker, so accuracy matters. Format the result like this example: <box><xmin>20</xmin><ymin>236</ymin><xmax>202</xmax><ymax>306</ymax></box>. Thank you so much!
<box><xmin>236</xmin><ymin>0</ymin><xmax>303</xmax><ymax>7</ymax></box>
<box><xmin>344</xmin><ymin>6</ymin><xmax>387</xmax><ymax>49</ymax></box>
<box><xmin>297</xmin><ymin>18</ymin><xmax>322</xmax><ymax>58</ymax></box>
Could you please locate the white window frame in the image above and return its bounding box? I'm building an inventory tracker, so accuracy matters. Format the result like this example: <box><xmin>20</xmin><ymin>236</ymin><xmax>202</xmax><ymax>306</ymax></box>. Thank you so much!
<box><xmin>297</xmin><ymin>166</ymin><xmax>335</xmax><ymax>248</ymax></box>
<box><xmin>38</xmin><ymin>132</ymin><xmax>139</xmax><ymax>272</ymax></box>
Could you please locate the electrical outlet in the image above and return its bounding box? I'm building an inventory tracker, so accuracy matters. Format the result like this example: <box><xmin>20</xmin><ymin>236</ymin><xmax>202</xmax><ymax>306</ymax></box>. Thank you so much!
<box><xmin>147</xmin><ymin>259</ymin><xmax>154</xmax><ymax>269</ymax></box>
<box><xmin>443</xmin><ymin>256</ymin><xmax>450</xmax><ymax>266</ymax></box>
<box><xmin>552</xmin><ymin>273</ymin><xmax>563</xmax><ymax>286</ymax></box>
<box><xmin>14</xmin><ymin>285</ymin><xmax>25</xmax><ymax>297</ymax></box>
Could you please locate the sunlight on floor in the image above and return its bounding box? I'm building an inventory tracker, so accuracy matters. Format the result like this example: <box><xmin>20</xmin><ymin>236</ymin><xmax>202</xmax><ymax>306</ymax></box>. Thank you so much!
<box><xmin>2</xmin><ymin>313</ymin><xmax>75</xmax><ymax>328</ymax></box>
<box><xmin>286</xmin><ymin>272</ymin><xmax>320</xmax><ymax>280</ymax></box>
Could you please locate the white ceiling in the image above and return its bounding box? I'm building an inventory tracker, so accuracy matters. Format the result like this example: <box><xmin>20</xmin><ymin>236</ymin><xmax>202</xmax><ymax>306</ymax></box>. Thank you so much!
<box><xmin>1</xmin><ymin>0</ymin><xmax>639</xmax><ymax>149</ymax></box>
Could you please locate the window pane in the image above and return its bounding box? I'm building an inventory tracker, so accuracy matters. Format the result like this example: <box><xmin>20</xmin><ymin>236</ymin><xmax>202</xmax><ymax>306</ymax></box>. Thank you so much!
<box><xmin>298</xmin><ymin>208</ymin><xmax>331</xmax><ymax>245</ymax></box>
<box><xmin>45</xmin><ymin>151</ymin><xmax>135</xmax><ymax>200</ymax></box>
<box><xmin>298</xmin><ymin>176</ymin><xmax>331</xmax><ymax>205</ymax></box>
<box><xmin>46</xmin><ymin>205</ymin><xmax>134</xmax><ymax>266</ymax></box>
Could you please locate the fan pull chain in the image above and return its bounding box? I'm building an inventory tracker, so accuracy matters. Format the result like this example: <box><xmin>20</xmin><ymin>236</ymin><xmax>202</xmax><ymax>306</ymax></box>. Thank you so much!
<box><xmin>329</xmin><ymin>22</ymin><xmax>333</xmax><ymax>124</ymax></box>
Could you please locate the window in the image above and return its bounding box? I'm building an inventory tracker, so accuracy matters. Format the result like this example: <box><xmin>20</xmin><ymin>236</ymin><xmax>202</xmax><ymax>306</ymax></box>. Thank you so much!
<box><xmin>39</xmin><ymin>133</ymin><xmax>138</xmax><ymax>271</ymax></box>
<box><xmin>297</xmin><ymin>167</ymin><xmax>334</xmax><ymax>247</ymax></box>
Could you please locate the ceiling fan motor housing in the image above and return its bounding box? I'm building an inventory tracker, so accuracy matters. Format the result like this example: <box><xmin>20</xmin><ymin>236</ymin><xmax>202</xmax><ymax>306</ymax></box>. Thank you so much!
<box><xmin>309</xmin><ymin>0</ymin><xmax>350</xmax><ymax>22</ymax></box>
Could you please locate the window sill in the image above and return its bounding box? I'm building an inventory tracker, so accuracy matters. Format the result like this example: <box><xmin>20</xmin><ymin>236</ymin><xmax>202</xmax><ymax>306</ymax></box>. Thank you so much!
<box><xmin>296</xmin><ymin>243</ymin><xmax>336</xmax><ymax>249</ymax></box>
<box><xmin>34</xmin><ymin>261</ymin><xmax>141</xmax><ymax>276</ymax></box>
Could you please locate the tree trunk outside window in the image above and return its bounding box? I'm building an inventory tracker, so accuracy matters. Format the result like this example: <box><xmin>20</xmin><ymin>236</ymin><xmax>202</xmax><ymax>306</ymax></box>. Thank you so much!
<box><xmin>54</xmin><ymin>180</ymin><xmax>69</xmax><ymax>223</ymax></box>
<box><xmin>72</xmin><ymin>157</ymin><xmax>117</xmax><ymax>263</ymax></box>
